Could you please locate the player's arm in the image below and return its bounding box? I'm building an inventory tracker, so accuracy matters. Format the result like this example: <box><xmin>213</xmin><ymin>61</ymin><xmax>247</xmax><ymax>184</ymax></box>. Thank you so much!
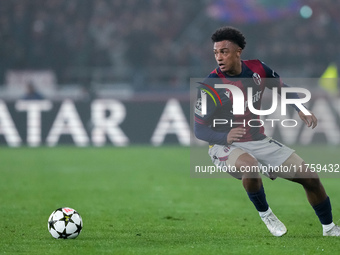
<box><xmin>279</xmin><ymin>83</ymin><xmax>317</xmax><ymax>128</ymax></box>
<box><xmin>194</xmin><ymin>87</ymin><xmax>229</xmax><ymax>145</ymax></box>
<box><xmin>195</xmin><ymin>119</ymin><xmax>245</xmax><ymax>145</ymax></box>
<box><xmin>262</xmin><ymin>62</ymin><xmax>317</xmax><ymax>128</ymax></box>
<box><xmin>280</xmin><ymin>83</ymin><xmax>317</xmax><ymax>128</ymax></box>
<box><xmin>194</xmin><ymin>120</ymin><xmax>228</xmax><ymax>145</ymax></box>
<box><xmin>194</xmin><ymin>87</ymin><xmax>245</xmax><ymax>144</ymax></box>
<box><xmin>298</xmin><ymin>108</ymin><xmax>317</xmax><ymax>129</ymax></box>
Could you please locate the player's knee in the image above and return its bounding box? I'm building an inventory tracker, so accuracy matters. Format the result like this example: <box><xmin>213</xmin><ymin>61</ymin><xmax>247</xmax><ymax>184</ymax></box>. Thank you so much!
<box><xmin>235</xmin><ymin>153</ymin><xmax>258</xmax><ymax>169</ymax></box>
<box><xmin>292</xmin><ymin>161</ymin><xmax>321</xmax><ymax>189</ymax></box>
<box><xmin>294</xmin><ymin>161</ymin><xmax>319</xmax><ymax>179</ymax></box>
<box><xmin>291</xmin><ymin>160</ymin><xmax>321</xmax><ymax>190</ymax></box>
<box><xmin>242</xmin><ymin>173</ymin><xmax>262</xmax><ymax>192</ymax></box>
<box><xmin>303</xmin><ymin>178</ymin><xmax>322</xmax><ymax>191</ymax></box>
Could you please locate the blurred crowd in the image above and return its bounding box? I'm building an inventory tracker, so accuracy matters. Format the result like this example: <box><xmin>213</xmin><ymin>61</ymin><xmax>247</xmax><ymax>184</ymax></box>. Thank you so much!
<box><xmin>249</xmin><ymin>0</ymin><xmax>340</xmax><ymax>78</ymax></box>
<box><xmin>0</xmin><ymin>0</ymin><xmax>339</xmax><ymax>90</ymax></box>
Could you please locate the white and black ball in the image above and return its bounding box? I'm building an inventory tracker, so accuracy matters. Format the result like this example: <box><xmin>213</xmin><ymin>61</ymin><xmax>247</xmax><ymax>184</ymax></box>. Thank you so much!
<box><xmin>48</xmin><ymin>207</ymin><xmax>83</xmax><ymax>239</ymax></box>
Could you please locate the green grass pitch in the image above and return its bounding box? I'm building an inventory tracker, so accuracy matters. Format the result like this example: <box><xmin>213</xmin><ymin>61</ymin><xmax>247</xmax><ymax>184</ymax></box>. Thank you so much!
<box><xmin>1</xmin><ymin>145</ymin><xmax>340</xmax><ymax>254</ymax></box>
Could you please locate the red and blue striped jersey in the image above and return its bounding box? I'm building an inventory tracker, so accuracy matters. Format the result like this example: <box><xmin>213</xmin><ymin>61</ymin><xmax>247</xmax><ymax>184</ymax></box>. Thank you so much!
<box><xmin>194</xmin><ymin>59</ymin><xmax>285</xmax><ymax>145</ymax></box>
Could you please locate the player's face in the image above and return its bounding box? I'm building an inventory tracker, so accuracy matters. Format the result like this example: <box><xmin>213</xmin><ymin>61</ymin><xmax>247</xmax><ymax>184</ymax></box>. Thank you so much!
<box><xmin>213</xmin><ymin>40</ymin><xmax>242</xmax><ymax>76</ymax></box>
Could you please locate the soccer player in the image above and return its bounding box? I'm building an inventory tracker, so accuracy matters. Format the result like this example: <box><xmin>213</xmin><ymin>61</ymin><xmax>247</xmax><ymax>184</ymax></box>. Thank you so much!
<box><xmin>194</xmin><ymin>26</ymin><xmax>340</xmax><ymax>237</ymax></box>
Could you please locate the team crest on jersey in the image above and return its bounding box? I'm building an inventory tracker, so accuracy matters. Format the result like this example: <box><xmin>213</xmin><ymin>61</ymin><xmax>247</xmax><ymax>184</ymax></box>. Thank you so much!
<box><xmin>252</xmin><ymin>73</ymin><xmax>261</xmax><ymax>86</ymax></box>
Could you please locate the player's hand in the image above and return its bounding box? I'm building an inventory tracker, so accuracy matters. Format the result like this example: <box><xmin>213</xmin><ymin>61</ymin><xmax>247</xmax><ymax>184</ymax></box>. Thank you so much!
<box><xmin>299</xmin><ymin>110</ymin><xmax>317</xmax><ymax>129</ymax></box>
<box><xmin>227</xmin><ymin>127</ymin><xmax>246</xmax><ymax>144</ymax></box>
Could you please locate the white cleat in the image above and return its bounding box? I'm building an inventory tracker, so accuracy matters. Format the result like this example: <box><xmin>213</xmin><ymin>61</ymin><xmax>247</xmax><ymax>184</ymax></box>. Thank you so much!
<box><xmin>323</xmin><ymin>225</ymin><xmax>340</xmax><ymax>236</ymax></box>
<box><xmin>260</xmin><ymin>208</ymin><xmax>287</xmax><ymax>237</ymax></box>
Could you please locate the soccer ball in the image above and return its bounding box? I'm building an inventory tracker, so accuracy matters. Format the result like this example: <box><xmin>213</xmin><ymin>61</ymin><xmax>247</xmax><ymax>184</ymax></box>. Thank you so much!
<box><xmin>47</xmin><ymin>207</ymin><xmax>83</xmax><ymax>239</ymax></box>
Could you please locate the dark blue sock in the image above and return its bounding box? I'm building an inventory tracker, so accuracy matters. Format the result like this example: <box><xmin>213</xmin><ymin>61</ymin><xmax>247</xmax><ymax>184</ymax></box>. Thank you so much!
<box><xmin>312</xmin><ymin>196</ymin><xmax>333</xmax><ymax>225</ymax></box>
<box><xmin>247</xmin><ymin>185</ymin><xmax>269</xmax><ymax>212</ymax></box>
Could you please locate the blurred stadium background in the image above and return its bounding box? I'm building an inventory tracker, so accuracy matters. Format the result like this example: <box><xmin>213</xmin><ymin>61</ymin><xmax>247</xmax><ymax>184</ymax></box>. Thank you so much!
<box><xmin>1</xmin><ymin>2</ymin><xmax>340</xmax><ymax>254</ymax></box>
<box><xmin>0</xmin><ymin>0</ymin><xmax>339</xmax><ymax>147</ymax></box>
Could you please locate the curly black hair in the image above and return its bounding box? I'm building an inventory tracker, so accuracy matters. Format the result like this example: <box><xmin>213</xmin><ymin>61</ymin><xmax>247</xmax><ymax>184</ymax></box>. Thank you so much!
<box><xmin>211</xmin><ymin>26</ymin><xmax>246</xmax><ymax>49</ymax></box>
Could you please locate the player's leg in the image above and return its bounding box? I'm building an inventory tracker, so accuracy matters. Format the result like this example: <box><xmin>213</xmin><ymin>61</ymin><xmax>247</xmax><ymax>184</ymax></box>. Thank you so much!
<box><xmin>209</xmin><ymin>145</ymin><xmax>287</xmax><ymax>236</ymax></box>
<box><xmin>281</xmin><ymin>154</ymin><xmax>340</xmax><ymax>236</ymax></box>
<box><xmin>233</xmin><ymin>152</ymin><xmax>287</xmax><ymax>237</ymax></box>
<box><xmin>235</xmin><ymin>153</ymin><xmax>262</xmax><ymax>191</ymax></box>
